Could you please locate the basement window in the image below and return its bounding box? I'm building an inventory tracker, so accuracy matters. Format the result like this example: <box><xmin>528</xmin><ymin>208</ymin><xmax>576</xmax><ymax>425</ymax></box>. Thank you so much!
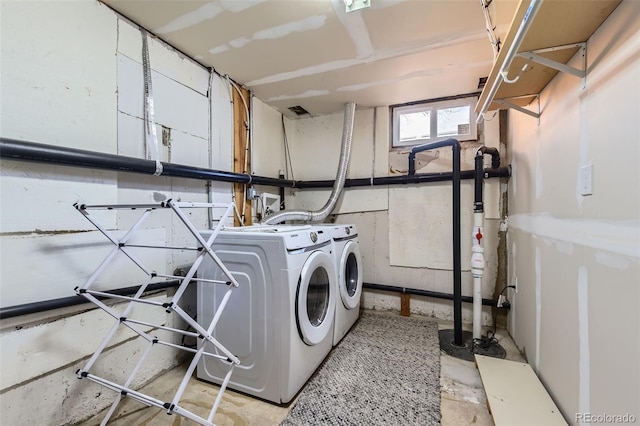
<box><xmin>391</xmin><ymin>96</ymin><xmax>477</xmax><ymax>148</ymax></box>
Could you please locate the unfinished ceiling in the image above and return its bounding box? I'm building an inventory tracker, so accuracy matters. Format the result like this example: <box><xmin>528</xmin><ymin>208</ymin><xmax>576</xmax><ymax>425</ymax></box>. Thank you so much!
<box><xmin>102</xmin><ymin>0</ymin><xmax>518</xmax><ymax>117</ymax></box>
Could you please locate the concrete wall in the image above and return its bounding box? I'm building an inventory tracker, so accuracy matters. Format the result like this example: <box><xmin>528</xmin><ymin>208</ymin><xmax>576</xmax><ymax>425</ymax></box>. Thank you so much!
<box><xmin>275</xmin><ymin>105</ymin><xmax>505</xmax><ymax>325</ymax></box>
<box><xmin>506</xmin><ymin>1</ymin><xmax>639</xmax><ymax>423</ymax></box>
<box><xmin>0</xmin><ymin>1</ymin><xmax>283</xmax><ymax>424</ymax></box>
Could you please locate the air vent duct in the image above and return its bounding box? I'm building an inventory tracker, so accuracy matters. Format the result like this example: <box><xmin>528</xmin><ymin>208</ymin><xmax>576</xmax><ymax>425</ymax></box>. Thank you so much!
<box><xmin>288</xmin><ymin>105</ymin><xmax>310</xmax><ymax>116</ymax></box>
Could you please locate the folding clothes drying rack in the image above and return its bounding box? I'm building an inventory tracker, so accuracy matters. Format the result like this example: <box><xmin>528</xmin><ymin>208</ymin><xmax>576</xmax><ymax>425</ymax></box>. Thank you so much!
<box><xmin>73</xmin><ymin>200</ymin><xmax>240</xmax><ymax>426</ymax></box>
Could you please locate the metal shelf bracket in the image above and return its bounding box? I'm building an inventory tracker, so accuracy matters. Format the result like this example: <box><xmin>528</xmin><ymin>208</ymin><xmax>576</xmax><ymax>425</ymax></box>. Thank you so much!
<box><xmin>493</xmin><ymin>95</ymin><xmax>540</xmax><ymax>119</ymax></box>
<box><xmin>517</xmin><ymin>42</ymin><xmax>587</xmax><ymax>79</ymax></box>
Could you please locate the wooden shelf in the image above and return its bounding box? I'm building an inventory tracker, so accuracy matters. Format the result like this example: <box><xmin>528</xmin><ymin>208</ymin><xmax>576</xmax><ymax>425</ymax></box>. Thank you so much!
<box><xmin>476</xmin><ymin>0</ymin><xmax>621</xmax><ymax>117</ymax></box>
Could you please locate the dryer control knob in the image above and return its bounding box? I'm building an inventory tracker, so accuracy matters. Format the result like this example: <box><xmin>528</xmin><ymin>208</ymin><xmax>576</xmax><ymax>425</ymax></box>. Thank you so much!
<box><xmin>310</xmin><ymin>232</ymin><xmax>318</xmax><ymax>243</ymax></box>
<box><xmin>345</xmin><ymin>227</ymin><xmax>351</xmax><ymax>235</ymax></box>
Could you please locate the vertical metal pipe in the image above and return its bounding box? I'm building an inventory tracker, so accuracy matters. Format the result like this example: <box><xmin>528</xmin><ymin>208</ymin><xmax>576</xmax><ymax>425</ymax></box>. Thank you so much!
<box><xmin>452</xmin><ymin>142</ymin><xmax>463</xmax><ymax>346</ymax></box>
<box><xmin>279</xmin><ymin>170</ymin><xmax>286</xmax><ymax>211</ymax></box>
<box><xmin>407</xmin><ymin>138</ymin><xmax>463</xmax><ymax>346</ymax></box>
<box><xmin>474</xmin><ymin>154</ymin><xmax>484</xmax><ymax>209</ymax></box>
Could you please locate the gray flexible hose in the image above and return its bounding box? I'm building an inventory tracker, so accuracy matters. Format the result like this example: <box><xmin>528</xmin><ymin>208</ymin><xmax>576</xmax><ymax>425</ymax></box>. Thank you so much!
<box><xmin>263</xmin><ymin>102</ymin><xmax>356</xmax><ymax>224</ymax></box>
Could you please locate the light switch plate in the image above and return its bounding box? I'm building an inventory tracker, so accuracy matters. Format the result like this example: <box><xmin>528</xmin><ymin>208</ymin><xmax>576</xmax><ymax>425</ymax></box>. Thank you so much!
<box><xmin>345</xmin><ymin>0</ymin><xmax>371</xmax><ymax>13</ymax></box>
<box><xmin>580</xmin><ymin>164</ymin><xmax>593</xmax><ymax>196</ymax></box>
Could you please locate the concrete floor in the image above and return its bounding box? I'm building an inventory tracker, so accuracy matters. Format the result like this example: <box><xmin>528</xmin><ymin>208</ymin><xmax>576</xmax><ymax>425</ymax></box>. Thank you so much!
<box><xmin>82</xmin><ymin>313</ymin><xmax>524</xmax><ymax>426</ymax></box>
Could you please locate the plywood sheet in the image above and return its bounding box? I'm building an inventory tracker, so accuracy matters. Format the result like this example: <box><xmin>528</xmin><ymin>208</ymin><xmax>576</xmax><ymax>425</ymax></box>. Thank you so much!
<box><xmin>475</xmin><ymin>354</ymin><xmax>567</xmax><ymax>425</ymax></box>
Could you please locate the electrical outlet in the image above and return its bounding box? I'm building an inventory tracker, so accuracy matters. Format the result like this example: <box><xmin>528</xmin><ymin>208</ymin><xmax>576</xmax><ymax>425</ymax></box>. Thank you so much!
<box><xmin>498</xmin><ymin>295</ymin><xmax>506</xmax><ymax>308</ymax></box>
<box><xmin>580</xmin><ymin>164</ymin><xmax>593</xmax><ymax>196</ymax></box>
<box><xmin>246</xmin><ymin>187</ymin><xmax>258</xmax><ymax>200</ymax></box>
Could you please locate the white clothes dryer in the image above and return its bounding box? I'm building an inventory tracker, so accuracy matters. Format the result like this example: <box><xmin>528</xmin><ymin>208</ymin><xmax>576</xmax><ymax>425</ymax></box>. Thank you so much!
<box><xmin>196</xmin><ymin>225</ymin><xmax>336</xmax><ymax>404</ymax></box>
<box><xmin>319</xmin><ymin>224</ymin><xmax>363</xmax><ymax>345</ymax></box>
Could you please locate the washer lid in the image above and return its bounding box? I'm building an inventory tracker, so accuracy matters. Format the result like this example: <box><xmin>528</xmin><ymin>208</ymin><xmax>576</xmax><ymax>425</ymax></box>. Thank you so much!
<box><xmin>296</xmin><ymin>251</ymin><xmax>336</xmax><ymax>346</ymax></box>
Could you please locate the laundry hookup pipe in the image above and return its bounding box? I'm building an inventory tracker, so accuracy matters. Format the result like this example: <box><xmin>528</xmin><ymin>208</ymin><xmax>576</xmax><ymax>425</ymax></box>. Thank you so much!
<box><xmin>262</xmin><ymin>102</ymin><xmax>356</xmax><ymax>225</ymax></box>
<box><xmin>471</xmin><ymin>146</ymin><xmax>501</xmax><ymax>340</ymax></box>
<box><xmin>407</xmin><ymin>139</ymin><xmax>463</xmax><ymax>346</ymax></box>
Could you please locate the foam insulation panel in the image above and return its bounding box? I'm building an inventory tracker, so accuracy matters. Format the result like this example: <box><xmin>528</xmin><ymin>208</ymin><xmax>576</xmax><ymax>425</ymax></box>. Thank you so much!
<box><xmin>0</xmin><ymin>229</ymin><xmax>168</xmax><ymax>308</ymax></box>
<box><xmin>0</xmin><ymin>161</ymin><xmax>117</xmax><ymax>233</ymax></box>
<box><xmin>117</xmin><ymin>54</ymin><xmax>209</xmax><ymax>139</ymax></box>
<box><xmin>0</xmin><ymin>294</ymin><xmax>168</xmax><ymax>389</ymax></box>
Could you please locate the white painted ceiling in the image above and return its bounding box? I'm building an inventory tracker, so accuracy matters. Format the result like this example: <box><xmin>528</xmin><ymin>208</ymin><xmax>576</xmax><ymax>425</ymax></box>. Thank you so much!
<box><xmin>102</xmin><ymin>0</ymin><xmax>519</xmax><ymax>118</ymax></box>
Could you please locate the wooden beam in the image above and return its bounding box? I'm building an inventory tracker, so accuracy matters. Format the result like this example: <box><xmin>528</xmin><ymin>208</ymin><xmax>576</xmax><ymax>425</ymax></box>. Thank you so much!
<box><xmin>400</xmin><ymin>293</ymin><xmax>410</xmax><ymax>316</ymax></box>
<box><xmin>232</xmin><ymin>84</ymin><xmax>251</xmax><ymax>226</ymax></box>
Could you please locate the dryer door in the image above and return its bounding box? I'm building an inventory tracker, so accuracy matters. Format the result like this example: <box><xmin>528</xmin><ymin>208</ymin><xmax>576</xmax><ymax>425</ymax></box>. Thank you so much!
<box><xmin>296</xmin><ymin>251</ymin><xmax>336</xmax><ymax>345</ymax></box>
<box><xmin>339</xmin><ymin>240</ymin><xmax>363</xmax><ymax>310</ymax></box>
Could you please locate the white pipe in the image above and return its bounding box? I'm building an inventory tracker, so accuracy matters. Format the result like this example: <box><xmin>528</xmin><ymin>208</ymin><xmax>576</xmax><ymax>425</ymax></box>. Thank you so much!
<box><xmin>207</xmin><ymin>70</ymin><xmax>214</xmax><ymax>228</ymax></box>
<box><xmin>473</xmin><ymin>277</ymin><xmax>483</xmax><ymax>339</ymax></box>
<box><xmin>477</xmin><ymin>0</ymin><xmax>543</xmax><ymax>123</ymax></box>
<box><xmin>471</xmin><ymin>211</ymin><xmax>485</xmax><ymax>340</ymax></box>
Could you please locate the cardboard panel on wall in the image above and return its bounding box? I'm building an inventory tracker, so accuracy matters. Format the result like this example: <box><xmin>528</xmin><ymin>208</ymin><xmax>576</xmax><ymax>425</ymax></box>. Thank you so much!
<box><xmin>389</xmin><ymin>182</ymin><xmax>473</xmax><ymax>270</ymax></box>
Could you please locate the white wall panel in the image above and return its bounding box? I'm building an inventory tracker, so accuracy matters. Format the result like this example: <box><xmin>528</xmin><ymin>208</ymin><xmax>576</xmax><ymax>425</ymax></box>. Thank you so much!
<box><xmin>171</xmin><ymin>131</ymin><xmax>210</xmax><ymax>168</ymax></box>
<box><xmin>117</xmin><ymin>18</ymin><xmax>210</xmax><ymax>96</ymax></box>
<box><xmin>0</xmin><ymin>229</ymin><xmax>167</xmax><ymax>308</ymax></box>
<box><xmin>0</xmin><ymin>161</ymin><xmax>117</xmax><ymax>233</ymax></box>
<box><xmin>0</xmin><ymin>332</ymin><xmax>179</xmax><ymax>425</ymax></box>
<box><xmin>0</xmin><ymin>0</ymin><xmax>117</xmax><ymax>153</ymax></box>
<box><xmin>209</xmin><ymin>74</ymin><xmax>235</xmax><ymax>212</ymax></box>
<box><xmin>288</xmin><ymin>187</ymin><xmax>388</xmax><ymax>215</ymax></box>
<box><xmin>286</xmin><ymin>107</ymin><xmax>388</xmax><ymax>213</ymax></box>
<box><xmin>0</xmin><ymin>295</ymin><xmax>169</xmax><ymax>390</ymax></box>
<box><xmin>0</xmin><ymin>3</ymin><xmax>237</xmax><ymax>425</ymax></box>
<box><xmin>252</xmin><ymin>98</ymin><xmax>285</xmax><ymax>177</ymax></box>
<box><xmin>117</xmin><ymin>54</ymin><xmax>209</xmax><ymax>139</ymax></box>
<box><xmin>507</xmin><ymin>1</ymin><xmax>640</xmax><ymax>419</ymax></box>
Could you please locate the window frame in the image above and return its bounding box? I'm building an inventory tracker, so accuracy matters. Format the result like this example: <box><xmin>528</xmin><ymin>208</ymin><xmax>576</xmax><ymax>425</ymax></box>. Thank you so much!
<box><xmin>391</xmin><ymin>96</ymin><xmax>478</xmax><ymax>148</ymax></box>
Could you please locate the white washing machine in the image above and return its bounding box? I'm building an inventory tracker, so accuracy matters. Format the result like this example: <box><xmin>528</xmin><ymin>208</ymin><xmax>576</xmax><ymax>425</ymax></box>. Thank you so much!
<box><xmin>196</xmin><ymin>225</ymin><xmax>336</xmax><ymax>404</ymax></box>
<box><xmin>319</xmin><ymin>224</ymin><xmax>363</xmax><ymax>345</ymax></box>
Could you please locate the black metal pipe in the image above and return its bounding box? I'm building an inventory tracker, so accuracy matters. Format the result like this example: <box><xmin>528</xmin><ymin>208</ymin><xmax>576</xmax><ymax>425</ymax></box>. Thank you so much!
<box><xmin>407</xmin><ymin>139</ymin><xmax>462</xmax><ymax>176</ymax></box>
<box><xmin>479</xmin><ymin>146</ymin><xmax>500</xmax><ymax>169</ymax></box>
<box><xmin>0</xmin><ymin>280</ymin><xmax>181</xmax><ymax>320</ymax></box>
<box><xmin>451</xmin><ymin>141</ymin><xmax>462</xmax><ymax>346</ymax></box>
<box><xmin>0</xmin><ymin>138</ymin><xmax>506</xmax><ymax>322</ymax></box>
<box><xmin>363</xmin><ymin>282</ymin><xmax>496</xmax><ymax>307</ymax></box>
<box><xmin>0</xmin><ymin>138</ymin><xmax>296</xmax><ymax>188</ymax></box>
<box><xmin>279</xmin><ymin>171</ymin><xmax>286</xmax><ymax>210</ymax></box>
<box><xmin>474</xmin><ymin>147</ymin><xmax>501</xmax><ymax>213</ymax></box>
<box><xmin>295</xmin><ymin>167</ymin><xmax>510</xmax><ymax>189</ymax></box>
<box><xmin>0</xmin><ymin>138</ymin><xmax>510</xmax><ymax>190</ymax></box>
<box><xmin>405</xmin><ymin>138</ymin><xmax>463</xmax><ymax>345</ymax></box>
<box><xmin>474</xmin><ymin>155</ymin><xmax>485</xmax><ymax>213</ymax></box>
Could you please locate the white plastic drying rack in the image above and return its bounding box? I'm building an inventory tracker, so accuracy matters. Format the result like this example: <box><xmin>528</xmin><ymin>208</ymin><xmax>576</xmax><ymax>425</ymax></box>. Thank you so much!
<box><xmin>73</xmin><ymin>200</ymin><xmax>240</xmax><ymax>426</ymax></box>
